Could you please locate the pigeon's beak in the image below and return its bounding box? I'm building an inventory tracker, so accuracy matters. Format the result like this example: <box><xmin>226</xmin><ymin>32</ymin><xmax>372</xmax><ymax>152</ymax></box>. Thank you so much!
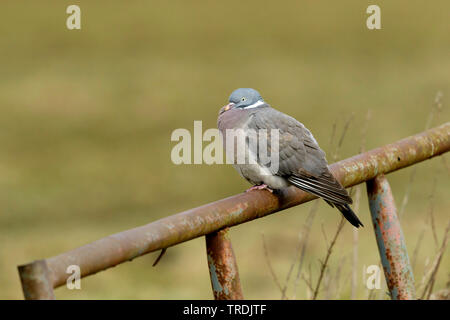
<box><xmin>224</xmin><ymin>102</ymin><xmax>235</xmax><ymax>111</ymax></box>
<box><xmin>220</xmin><ymin>102</ymin><xmax>235</xmax><ymax>115</ymax></box>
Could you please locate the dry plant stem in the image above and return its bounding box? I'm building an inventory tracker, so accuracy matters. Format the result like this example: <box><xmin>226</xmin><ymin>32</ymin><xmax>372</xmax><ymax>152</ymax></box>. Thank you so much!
<box><xmin>308</xmin><ymin>115</ymin><xmax>353</xmax><ymax>299</ymax></box>
<box><xmin>411</xmin><ymin>228</ymin><xmax>426</xmax><ymax>272</ymax></box>
<box><xmin>282</xmin><ymin>202</ymin><xmax>320</xmax><ymax>299</ymax></box>
<box><xmin>280</xmin><ymin>235</ymin><xmax>302</xmax><ymax>299</ymax></box>
<box><xmin>312</xmin><ymin>217</ymin><xmax>345</xmax><ymax>300</ymax></box>
<box><xmin>441</xmin><ymin>155</ymin><xmax>450</xmax><ymax>176</ymax></box>
<box><xmin>367</xmin><ymin>287</ymin><xmax>376</xmax><ymax>300</ymax></box>
<box><xmin>366</xmin><ymin>262</ymin><xmax>384</xmax><ymax>300</ymax></box>
<box><xmin>419</xmin><ymin>222</ymin><xmax>450</xmax><ymax>300</ymax></box>
<box><xmin>359</xmin><ymin>110</ymin><xmax>372</xmax><ymax>153</ymax></box>
<box><xmin>398</xmin><ymin>168</ymin><xmax>417</xmax><ymax>219</ymax></box>
<box><xmin>328</xmin><ymin>121</ymin><xmax>337</xmax><ymax>154</ymax></box>
<box><xmin>292</xmin><ymin>200</ymin><xmax>319</xmax><ymax>299</ymax></box>
<box><xmin>428</xmin><ymin>173</ymin><xmax>439</xmax><ymax>248</ymax></box>
<box><xmin>307</xmin><ymin>263</ymin><xmax>313</xmax><ymax>299</ymax></box>
<box><xmin>351</xmin><ymin>186</ymin><xmax>361</xmax><ymax>299</ymax></box>
<box><xmin>332</xmin><ymin>113</ymin><xmax>354</xmax><ymax>162</ymax></box>
<box><xmin>411</xmin><ymin>165</ymin><xmax>439</xmax><ymax>272</ymax></box>
<box><xmin>351</xmin><ymin>109</ymin><xmax>371</xmax><ymax>299</ymax></box>
<box><xmin>425</xmin><ymin>91</ymin><xmax>443</xmax><ymax>130</ymax></box>
<box><xmin>261</xmin><ymin>233</ymin><xmax>283</xmax><ymax>295</ymax></box>
<box><xmin>152</xmin><ymin>248</ymin><xmax>167</xmax><ymax>267</ymax></box>
<box><xmin>301</xmin><ymin>273</ymin><xmax>314</xmax><ymax>292</ymax></box>
<box><xmin>324</xmin><ymin>269</ymin><xmax>331</xmax><ymax>299</ymax></box>
<box><xmin>399</xmin><ymin>91</ymin><xmax>443</xmax><ymax>220</ymax></box>
<box><xmin>334</xmin><ymin>256</ymin><xmax>346</xmax><ymax>299</ymax></box>
<box><xmin>321</xmin><ymin>223</ymin><xmax>329</xmax><ymax>248</ymax></box>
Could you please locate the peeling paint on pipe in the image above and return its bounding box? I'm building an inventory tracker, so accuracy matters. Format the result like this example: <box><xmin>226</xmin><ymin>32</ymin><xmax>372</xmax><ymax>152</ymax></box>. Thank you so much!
<box><xmin>367</xmin><ymin>174</ymin><xmax>416</xmax><ymax>300</ymax></box>
<box><xmin>205</xmin><ymin>228</ymin><xmax>243</xmax><ymax>300</ymax></box>
<box><xmin>18</xmin><ymin>122</ymin><xmax>449</xmax><ymax>296</ymax></box>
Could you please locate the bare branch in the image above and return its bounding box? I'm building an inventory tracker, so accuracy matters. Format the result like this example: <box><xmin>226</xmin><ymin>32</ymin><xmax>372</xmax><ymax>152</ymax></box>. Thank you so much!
<box><xmin>301</xmin><ymin>272</ymin><xmax>314</xmax><ymax>292</ymax></box>
<box><xmin>427</xmin><ymin>173</ymin><xmax>439</xmax><ymax>248</ymax></box>
<box><xmin>321</xmin><ymin>223</ymin><xmax>329</xmax><ymax>248</ymax></box>
<box><xmin>399</xmin><ymin>91</ymin><xmax>444</xmax><ymax>220</ymax></box>
<box><xmin>351</xmin><ymin>186</ymin><xmax>361</xmax><ymax>299</ymax></box>
<box><xmin>351</xmin><ymin>109</ymin><xmax>371</xmax><ymax>299</ymax></box>
<box><xmin>332</xmin><ymin>113</ymin><xmax>354</xmax><ymax>162</ymax></box>
<box><xmin>292</xmin><ymin>200</ymin><xmax>319</xmax><ymax>299</ymax></box>
<box><xmin>334</xmin><ymin>256</ymin><xmax>346</xmax><ymax>299</ymax></box>
<box><xmin>411</xmin><ymin>227</ymin><xmax>426</xmax><ymax>272</ymax></box>
<box><xmin>419</xmin><ymin>221</ymin><xmax>450</xmax><ymax>300</ymax></box>
<box><xmin>152</xmin><ymin>248</ymin><xmax>167</xmax><ymax>267</ymax></box>
<box><xmin>425</xmin><ymin>91</ymin><xmax>443</xmax><ymax>130</ymax></box>
<box><xmin>442</xmin><ymin>155</ymin><xmax>450</xmax><ymax>177</ymax></box>
<box><xmin>312</xmin><ymin>217</ymin><xmax>346</xmax><ymax>299</ymax></box>
<box><xmin>261</xmin><ymin>233</ymin><xmax>283</xmax><ymax>295</ymax></box>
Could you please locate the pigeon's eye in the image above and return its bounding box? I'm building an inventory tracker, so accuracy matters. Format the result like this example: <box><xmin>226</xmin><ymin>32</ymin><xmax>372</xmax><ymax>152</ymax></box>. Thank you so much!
<box><xmin>241</xmin><ymin>97</ymin><xmax>246</xmax><ymax>101</ymax></box>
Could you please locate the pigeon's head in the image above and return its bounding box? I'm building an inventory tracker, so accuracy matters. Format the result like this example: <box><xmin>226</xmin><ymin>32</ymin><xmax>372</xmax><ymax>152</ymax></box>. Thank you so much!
<box><xmin>222</xmin><ymin>88</ymin><xmax>264</xmax><ymax>112</ymax></box>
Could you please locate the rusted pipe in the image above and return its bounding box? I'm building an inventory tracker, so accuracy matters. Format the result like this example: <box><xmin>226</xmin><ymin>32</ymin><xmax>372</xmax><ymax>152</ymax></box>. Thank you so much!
<box><xmin>205</xmin><ymin>228</ymin><xmax>244</xmax><ymax>300</ymax></box>
<box><xmin>367</xmin><ymin>174</ymin><xmax>416</xmax><ymax>299</ymax></box>
<box><xmin>22</xmin><ymin>122</ymin><xmax>449</xmax><ymax>291</ymax></box>
<box><xmin>18</xmin><ymin>260</ymin><xmax>55</xmax><ymax>300</ymax></box>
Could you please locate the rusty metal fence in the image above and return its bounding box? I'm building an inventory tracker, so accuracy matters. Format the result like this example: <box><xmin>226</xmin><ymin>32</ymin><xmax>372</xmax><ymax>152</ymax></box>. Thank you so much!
<box><xmin>18</xmin><ymin>122</ymin><xmax>450</xmax><ymax>300</ymax></box>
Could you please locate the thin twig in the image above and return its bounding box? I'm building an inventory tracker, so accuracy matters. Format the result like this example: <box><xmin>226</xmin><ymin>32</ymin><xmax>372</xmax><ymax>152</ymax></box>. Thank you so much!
<box><xmin>328</xmin><ymin>120</ymin><xmax>337</xmax><ymax>155</ymax></box>
<box><xmin>350</xmin><ymin>109</ymin><xmax>371</xmax><ymax>300</ymax></box>
<box><xmin>419</xmin><ymin>221</ymin><xmax>450</xmax><ymax>300</ymax></box>
<box><xmin>399</xmin><ymin>91</ymin><xmax>443</xmax><ymax>220</ymax></box>
<box><xmin>312</xmin><ymin>217</ymin><xmax>346</xmax><ymax>299</ymax></box>
<box><xmin>351</xmin><ymin>186</ymin><xmax>361</xmax><ymax>299</ymax></box>
<box><xmin>334</xmin><ymin>256</ymin><xmax>346</xmax><ymax>299</ymax></box>
<box><xmin>262</xmin><ymin>233</ymin><xmax>283</xmax><ymax>294</ymax></box>
<box><xmin>411</xmin><ymin>227</ymin><xmax>426</xmax><ymax>272</ymax></box>
<box><xmin>359</xmin><ymin>110</ymin><xmax>371</xmax><ymax>154</ymax></box>
<box><xmin>321</xmin><ymin>223</ymin><xmax>329</xmax><ymax>248</ymax></box>
<box><xmin>307</xmin><ymin>263</ymin><xmax>314</xmax><ymax>299</ymax></box>
<box><xmin>324</xmin><ymin>269</ymin><xmax>332</xmax><ymax>299</ymax></box>
<box><xmin>398</xmin><ymin>168</ymin><xmax>417</xmax><ymax>219</ymax></box>
<box><xmin>367</xmin><ymin>286</ymin><xmax>376</xmax><ymax>300</ymax></box>
<box><xmin>441</xmin><ymin>156</ymin><xmax>450</xmax><ymax>177</ymax></box>
<box><xmin>332</xmin><ymin>113</ymin><xmax>354</xmax><ymax>162</ymax></box>
<box><xmin>292</xmin><ymin>200</ymin><xmax>319</xmax><ymax>299</ymax></box>
<box><xmin>280</xmin><ymin>233</ymin><xmax>302</xmax><ymax>299</ymax></box>
<box><xmin>301</xmin><ymin>272</ymin><xmax>314</xmax><ymax>293</ymax></box>
<box><xmin>152</xmin><ymin>248</ymin><xmax>167</xmax><ymax>267</ymax></box>
<box><xmin>425</xmin><ymin>91</ymin><xmax>443</xmax><ymax>130</ymax></box>
<box><xmin>427</xmin><ymin>173</ymin><xmax>439</xmax><ymax>248</ymax></box>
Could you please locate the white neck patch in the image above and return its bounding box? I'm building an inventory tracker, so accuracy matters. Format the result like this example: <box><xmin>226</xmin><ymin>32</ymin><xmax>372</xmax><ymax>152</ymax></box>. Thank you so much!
<box><xmin>244</xmin><ymin>100</ymin><xmax>265</xmax><ymax>109</ymax></box>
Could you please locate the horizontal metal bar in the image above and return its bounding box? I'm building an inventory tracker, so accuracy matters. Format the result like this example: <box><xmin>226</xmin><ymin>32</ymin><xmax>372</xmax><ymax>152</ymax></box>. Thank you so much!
<box><xmin>206</xmin><ymin>228</ymin><xmax>244</xmax><ymax>300</ymax></box>
<box><xmin>367</xmin><ymin>174</ymin><xmax>416</xmax><ymax>300</ymax></box>
<box><xmin>33</xmin><ymin>122</ymin><xmax>449</xmax><ymax>289</ymax></box>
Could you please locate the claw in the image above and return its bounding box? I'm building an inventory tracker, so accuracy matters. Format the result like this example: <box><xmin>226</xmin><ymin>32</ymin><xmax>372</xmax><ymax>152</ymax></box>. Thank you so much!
<box><xmin>246</xmin><ymin>184</ymin><xmax>273</xmax><ymax>193</ymax></box>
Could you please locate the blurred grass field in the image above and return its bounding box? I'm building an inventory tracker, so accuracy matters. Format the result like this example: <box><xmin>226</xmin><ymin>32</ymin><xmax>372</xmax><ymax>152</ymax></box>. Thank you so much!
<box><xmin>0</xmin><ymin>1</ymin><xmax>449</xmax><ymax>299</ymax></box>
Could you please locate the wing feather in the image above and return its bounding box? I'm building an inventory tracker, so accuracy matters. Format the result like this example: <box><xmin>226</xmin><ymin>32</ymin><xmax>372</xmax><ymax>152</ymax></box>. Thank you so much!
<box><xmin>247</xmin><ymin>106</ymin><xmax>352</xmax><ymax>205</ymax></box>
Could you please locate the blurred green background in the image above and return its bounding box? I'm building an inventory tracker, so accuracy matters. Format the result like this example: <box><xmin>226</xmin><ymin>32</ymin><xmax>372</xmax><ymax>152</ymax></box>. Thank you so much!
<box><xmin>1</xmin><ymin>1</ymin><xmax>449</xmax><ymax>299</ymax></box>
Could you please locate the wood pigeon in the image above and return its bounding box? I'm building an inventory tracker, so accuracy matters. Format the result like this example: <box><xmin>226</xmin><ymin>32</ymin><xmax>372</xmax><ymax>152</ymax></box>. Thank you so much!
<box><xmin>218</xmin><ymin>88</ymin><xmax>363</xmax><ymax>228</ymax></box>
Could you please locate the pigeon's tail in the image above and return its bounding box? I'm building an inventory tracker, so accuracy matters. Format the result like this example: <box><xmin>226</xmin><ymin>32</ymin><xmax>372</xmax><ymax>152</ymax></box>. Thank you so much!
<box><xmin>335</xmin><ymin>204</ymin><xmax>364</xmax><ymax>228</ymax></box>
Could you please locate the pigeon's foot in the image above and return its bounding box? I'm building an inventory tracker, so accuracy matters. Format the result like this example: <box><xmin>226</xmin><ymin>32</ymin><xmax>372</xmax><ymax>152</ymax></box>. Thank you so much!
<box><xmin>246</xmin><ymin>184</ymin><xmax>273</xmax><ymax>193</ymax></box>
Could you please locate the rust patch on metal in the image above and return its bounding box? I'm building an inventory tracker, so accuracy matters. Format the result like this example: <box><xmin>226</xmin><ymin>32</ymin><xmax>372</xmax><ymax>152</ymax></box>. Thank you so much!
<box><xmin>17</xmin><ymin>122</ymin><xmax>449</xmax><ymax>293</ymax></box>
<box><xmin>205</xmin><ymin>228</ymin><xmax>243</xmax><ymax>300</ymax></box>
<box><xmin>367</xmin><ymin>174</ymin><xmax>416</xmax><ymax>300</ymax></box>
<box><xmin>18</xmin><ymin>260</ymin><xmax>55</xmax><ymax>300</ymax></box>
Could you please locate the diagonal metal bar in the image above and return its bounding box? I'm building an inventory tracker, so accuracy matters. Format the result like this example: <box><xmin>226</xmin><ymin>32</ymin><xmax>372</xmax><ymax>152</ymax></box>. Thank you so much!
<box><xmin>205</xmin><ymin>228</ymin><xmax>244</xmax><ymax>300</ymax></box>
<box><xmin>18</xmin><ymin>260</ymin><xmax>55</xmax><ymax>300</ymax></box>
<box><xmin>367</xmin><ymin>174</ymin><xmax>416</xmax><ymax>300</ymax></box>
<box><xmin>18</xmin><ymin>122</ymin><xmax>449</xmax><ymax>294</ymax></box>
